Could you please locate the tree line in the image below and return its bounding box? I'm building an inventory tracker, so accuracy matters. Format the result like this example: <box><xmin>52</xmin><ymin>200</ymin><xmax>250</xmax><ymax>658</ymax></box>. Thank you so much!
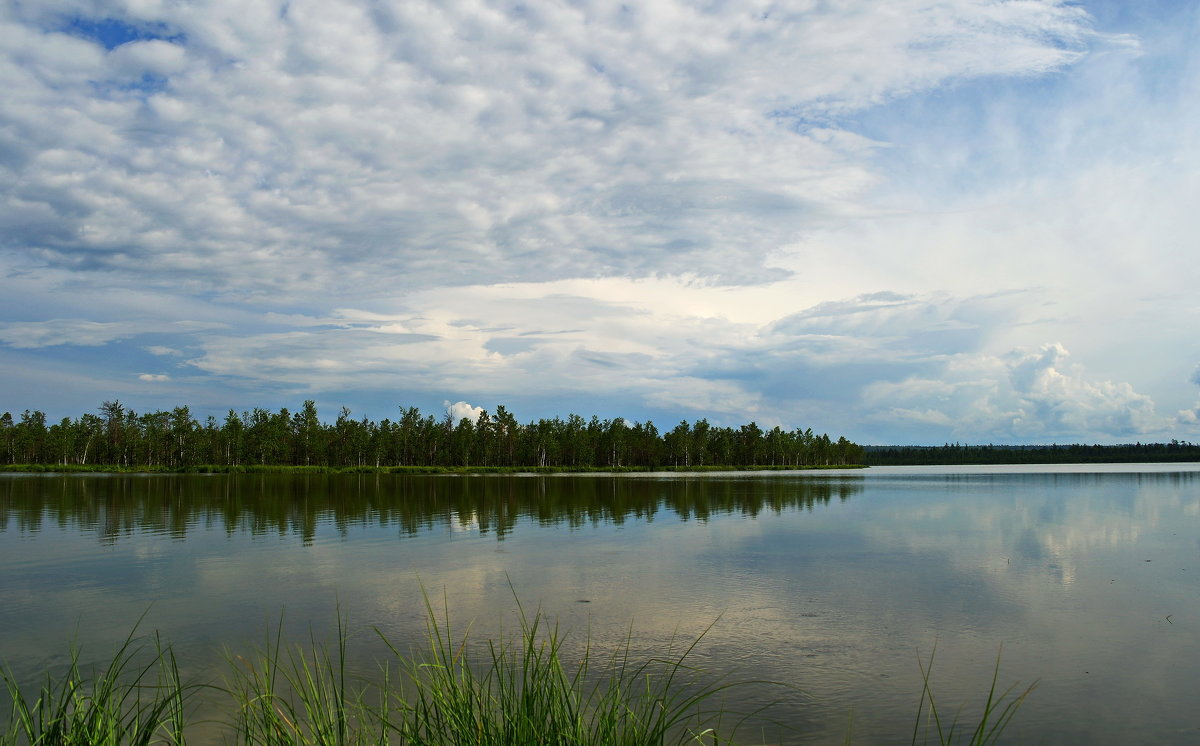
<box><xmin>863</xmin><ymin>441</ymin><xmax>1200</xmax><ymax>465</ymax></box>
<box><xmin>0</xmin><ymin>401</ymin><xmax>865</xmax><ymax>470</ymax></box>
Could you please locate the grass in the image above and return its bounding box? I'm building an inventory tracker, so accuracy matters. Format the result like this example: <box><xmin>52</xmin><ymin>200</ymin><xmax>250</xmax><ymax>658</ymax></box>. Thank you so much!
<box><xmin>1</xmin><ymin>623</ymin><xmax>189</xmax><ymax>746</ymax></box>
<box><xmin>2</xmin><ymin>605</ymin><xmax>1031</xmax><ymax>745</ymax></box>
<box><xmin>222</xmin><ymin>592</ymin><xmax>767</xmax><ymax>746</ymax></box>
<box><xmin>376</xmin><ymin>592</ymin><xmax>768</xmax><ymax>746</ymax></box>
<box><xmin>910</xmin><ymin>644</ymin><xmax>1036</xmax><ymax>746</ymax></box>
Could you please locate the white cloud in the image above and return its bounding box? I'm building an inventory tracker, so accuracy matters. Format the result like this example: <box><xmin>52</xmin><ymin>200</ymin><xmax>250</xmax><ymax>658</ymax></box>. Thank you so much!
<box><xmin>444</xmin><ymin>400</ymin><xmax>484</xmax><ymax>425</ymax></box>
<box><xmin>106</xmin><ymin>39</ymin><xmax>187</xmax><ymax>78</ymax></box>
<box><xmin>0</xmin><ymin>0</ymin><xmax>1107</xmax><ymax>300</ymax></box>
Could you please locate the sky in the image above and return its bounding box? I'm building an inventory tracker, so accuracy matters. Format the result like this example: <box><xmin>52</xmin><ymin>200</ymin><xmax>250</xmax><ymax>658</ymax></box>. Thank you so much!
<box><xmin>0</xmin><ymin>0</ymin><xmax>1198</xmax><ymax>445</ymax></box>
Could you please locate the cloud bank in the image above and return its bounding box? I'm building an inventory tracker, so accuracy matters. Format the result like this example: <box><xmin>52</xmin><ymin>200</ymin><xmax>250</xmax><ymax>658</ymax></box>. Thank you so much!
<box><xmin>0</xmin><ymin>0</ymin><xmax>1197</xmax><ymax>444</ymax></box>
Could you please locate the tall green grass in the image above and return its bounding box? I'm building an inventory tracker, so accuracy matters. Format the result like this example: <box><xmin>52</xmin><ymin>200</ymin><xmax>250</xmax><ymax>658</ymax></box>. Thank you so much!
<box><xmin>2</xmin><ymin>607</ymin><xmax>1031</xmax><ymax>745</ymax></box>
<box><xmin>1</xmin><ymin>626</ymin><xmax>189</xmax><ymax>746</ymax></box>
<box><xmin>222</xmin><ymin>594</ymin><xmax>767</xmax><ymax>746</ymax></box>
<box><xmin>376</xmin><ymin>594</ymin><xmax>768</xmax><ymax>745</ymax></box>
<box><xmin>225</xmin><ymin>614</ymin><xmax>387</xmax><ymax>745</ymax></box>
<box><xmin>910</xmin><ymin>645</ymin><xmax>1036</xmax><ymax>746</ymax></box>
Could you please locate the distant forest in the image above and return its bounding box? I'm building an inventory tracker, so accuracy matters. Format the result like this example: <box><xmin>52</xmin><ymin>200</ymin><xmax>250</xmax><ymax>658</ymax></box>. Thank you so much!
<box><xmin>0</xmin><ymin>401</ymin><xmax>864</xmax><ymax>470</ymax></box>
<box><xmin>863</xmin><ymin>442</ymin><xmax>1200</xmax><ymax>465</ymax></box>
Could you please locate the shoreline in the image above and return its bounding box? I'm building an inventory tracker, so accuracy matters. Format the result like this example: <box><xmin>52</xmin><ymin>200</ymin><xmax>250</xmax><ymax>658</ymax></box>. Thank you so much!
<box><xmin>0</xmin><ymin>463</ymin><xmax>867</xmax><ymax>475</ymax></box>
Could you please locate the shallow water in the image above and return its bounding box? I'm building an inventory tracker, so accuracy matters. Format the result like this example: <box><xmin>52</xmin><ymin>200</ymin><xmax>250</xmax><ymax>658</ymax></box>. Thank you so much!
<box><xmin>2</xmin><ymin>465</ymin><xmax>1198</xmax><ymax>743</ymax></box>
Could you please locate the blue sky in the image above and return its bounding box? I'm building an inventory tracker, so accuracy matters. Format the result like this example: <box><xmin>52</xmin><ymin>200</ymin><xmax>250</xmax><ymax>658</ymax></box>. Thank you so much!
<box><xmin>1</xmin><ymin>0</ymin><xmax>1198</xmax><ymax>444</ymax></box>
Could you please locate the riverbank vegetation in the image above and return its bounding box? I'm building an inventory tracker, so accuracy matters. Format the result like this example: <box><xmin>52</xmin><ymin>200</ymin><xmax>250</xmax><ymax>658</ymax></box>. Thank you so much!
<box><xmin>0</xmin><ymin>401</ymin><xmax>864</xmax><ymax>471</ymax></box>
<box><xmin>2</xmin><ymin>606</ymin><xmax>1032</xmax><ymax>746</ymax></box>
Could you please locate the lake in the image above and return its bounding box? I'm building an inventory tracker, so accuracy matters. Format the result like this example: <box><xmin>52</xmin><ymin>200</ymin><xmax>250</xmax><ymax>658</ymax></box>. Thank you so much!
<box><xmin>2</xmin><ymin>465</ymin><xmax>1198</xmax><ymax>743</ymax></box>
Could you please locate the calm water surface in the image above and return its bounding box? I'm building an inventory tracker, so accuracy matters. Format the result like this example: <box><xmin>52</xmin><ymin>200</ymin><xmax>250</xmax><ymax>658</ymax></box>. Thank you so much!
<box><xmin>1</xmin><ymin>465</ymin><xmax>1198</xmax><ymax>744</ymax></box>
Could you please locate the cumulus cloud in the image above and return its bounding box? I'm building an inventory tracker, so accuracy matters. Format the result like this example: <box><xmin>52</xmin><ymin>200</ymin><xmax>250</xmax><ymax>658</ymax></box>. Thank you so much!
<box><xmin>863</xmin><ymin>342</ymin><xmax>1165</xmax><ymax>441</ymax></box>
<box><xmin>444</xmin><ymin>401</ymin><xmax>484</xmax><ymax>425</ymax></box>
<box><xmin>1172</xmin><ymin>365</ymin><xmax>1200</xmax><ymax>427</ymax></box>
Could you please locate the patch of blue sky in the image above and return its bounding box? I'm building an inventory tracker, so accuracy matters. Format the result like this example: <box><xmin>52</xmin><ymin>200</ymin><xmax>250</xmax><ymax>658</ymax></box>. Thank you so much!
<box><xmin>35</xmin><ymin>339</ymin><xmax>159</xmax><ymax>374</ymax></box>
<box><xmin>831</xmin><ymin>1</ymin><xmax>1195</xmax><ymax>204</ymax></box>
<box><xmin>0</xmin><ymin>345</ymin><xmax>166</xmax><ymax>419</ymax></box>
<box><xmin>486</xmin><ymin>391</ymin><xmax>663</xmax><ymax>426</ymax></box>
<box><xmin>841</xmin><ymin>75</ymin><xmax>1070</xmax><ymax>192</ymax></box>
<box><xmin>94</xmin><ymin>73</ymin><xmax>171</xmax><ymax>98</ymax></box>
<box><xmin>765</xmin><ymin>107</ymin><xmax>841</xmax><ymax>133</ymax></box>
<box><xmin>754</xmin><ymin>361</ymin><xmax>907</xmax><ymax>404</ymax></box>
<box><xmin>58</xmin><ymin>16</ymin><xmax>184</xmax><ymax>50</ymax></box>
<box><xmin>1084</xmin><ymin>0</ymin><xmax>1198</xmax><ymax>31</ymax></box>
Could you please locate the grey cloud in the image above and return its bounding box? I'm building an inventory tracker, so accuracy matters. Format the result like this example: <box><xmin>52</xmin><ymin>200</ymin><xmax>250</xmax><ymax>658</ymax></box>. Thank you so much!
<box><xmin>0</xmin><ymin>318</ymin><xmax>225</xmax><ymax>349</ymax></box>
<box><xmin>0</xmin><ymin>319</ymin><xmax>132</xmax><ymax>348</ymax></box>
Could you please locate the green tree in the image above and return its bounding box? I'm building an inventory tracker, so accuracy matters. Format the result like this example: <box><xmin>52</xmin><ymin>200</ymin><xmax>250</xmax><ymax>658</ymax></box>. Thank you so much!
<box><xmin>293</xmin><ymin>400</ymin><xmax>323</xmax><ymax>466</ymax></box>
<box><xmin>494</xmin><ymin>405</ymin><xmax>519</xmax><ymax>466</ymax></box>
<box><xmin>100</xmin><ymin>400</ymin><xmax>126</xmax><ymax>465</ymax></box>
<box><xmin>222</xmin><ymin>410</ymin><xmax>245</xmax><ymax>466</ymax></box>
<box><xmin>0</xmin><ymin>412</ymin><xmax>13</xmax><ymax>463</ymax></box>
<box><xmin>169</xmin><ymin>406</ymin><xmax>196</xmax><ymax>467</ymax></box>
<box><xmin>15</xmin><ymin>410</ymin><xmax>47</xmax><ymax>463</ymax></box>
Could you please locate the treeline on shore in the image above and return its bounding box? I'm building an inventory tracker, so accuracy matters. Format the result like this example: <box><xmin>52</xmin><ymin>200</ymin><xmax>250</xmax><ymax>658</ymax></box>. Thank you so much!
<box><xmin>863</xmin><ymin>441</ymin><xmax>1200</xmax><ymax>465</ymax></box>
<box><xmin>0</xmin><ymin>401</ymin><xmax>864</xmax><ymax>470</ymax></box>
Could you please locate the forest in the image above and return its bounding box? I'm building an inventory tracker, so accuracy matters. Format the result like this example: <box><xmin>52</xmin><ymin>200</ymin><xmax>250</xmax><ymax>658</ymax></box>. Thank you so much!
<box><xmin>863</xmin><ymin>441</ymin><xmax>1200</xmax><ymax>465</ymax></box>
<box><xmin>0</xmin><ymin>401</ymin><xmax>864</xmax><ymax>470</ymax></box>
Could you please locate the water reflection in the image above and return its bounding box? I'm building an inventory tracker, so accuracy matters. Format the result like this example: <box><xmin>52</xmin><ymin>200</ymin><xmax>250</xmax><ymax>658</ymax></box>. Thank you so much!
<box><xmin>3</xmin><ymin>468</ymin><xmax>1199</xmax><ymax>744</ymax></box>
<box><xmin>0</xmin><ymin>473</ymin><xmax>864</xmax><ymax>543</ymax></box>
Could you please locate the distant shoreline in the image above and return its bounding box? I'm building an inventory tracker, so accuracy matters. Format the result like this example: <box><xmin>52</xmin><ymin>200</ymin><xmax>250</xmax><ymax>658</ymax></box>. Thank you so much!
<box><xmin>863</xmin><ymin>441</ymin><xmax>1200</xmax><ymax>465</ymax></box>
<box><xmin>0</xmin><ymin>463</ymin><xmax>867</xmax><ymax>475</ymax></box>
